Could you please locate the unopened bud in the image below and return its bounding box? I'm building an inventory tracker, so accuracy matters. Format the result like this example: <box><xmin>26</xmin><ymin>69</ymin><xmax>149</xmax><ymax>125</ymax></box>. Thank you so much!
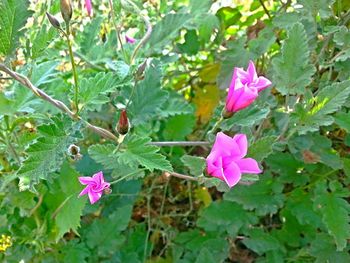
<box><xmin>46</xmin><ymin>12</ymin><xmax>61</xmax><ymax>30</ymax></box>
<box><xmin>67</xmin><ymin>144</ymin><xmax>82</xmax><ymax>161</ymax></box>
<box><xmin>135</xmin><ymin>59</ymin><xmax>148</xmax><ymax>80</ymax></box>
<box><xmin>60</xmin><ymin>0</ymin><xmax>72</xmax><ymax>24</ymax></box>
<box><xmin>222</xmin><ymin>109</ymin><xmax>234</xmax><ymax>119</ymax></box>
<box><xmin>116</xmin><ymin>109</ymin><xmax>129</xmax><ymax>135</ymax></box>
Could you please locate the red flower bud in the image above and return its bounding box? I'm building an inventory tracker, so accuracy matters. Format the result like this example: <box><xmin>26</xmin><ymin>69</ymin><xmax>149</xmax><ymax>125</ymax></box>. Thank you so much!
<box><xmin>60</xmin><ymin>0</ymin><xmax>72</xmax><ymax>24</ymax></box>
<box><xmin>117</xmin><ymin>109</ymin><xmax>129</xmax><ymax>135</ymax></box>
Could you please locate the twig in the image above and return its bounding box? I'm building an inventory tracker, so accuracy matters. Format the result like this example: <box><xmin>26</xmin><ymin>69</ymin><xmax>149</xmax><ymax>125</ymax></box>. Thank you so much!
<box><xmin>149</xmin><ymin>141</ymin><xmax>210</xmax><ymax>147</ymax></box>
<box><xmin>51</xmin><ymin>195</ymin><xmax>73</xmax><ymax>219</ymax></box>
<box><xmin>124</xmin><ymin>0</ymin><xmax>152</xmax><ymax>64</ymax></box>
<box><xmin>259</xmin><ymin>0</ymin><xmax>271</xmax><ymax>19</ymax></box>
<box><xmin>164</xmin><ymin>171</ymin><xmax>199</xmax><ymax>181</ymax></box>
<box><xmin>0</xmin><ymin>64</ymin><xmax>119</xmax><ymax>142</ymax></box>
<box><xmin>108</xmin><ymin>0</ymin><xmax>126</xmax><ymax>59</ymax></box>
<box><xmin>29</xmin><ymin>194</ymin><xmax>44</xmax><ymax>216</ymax></box>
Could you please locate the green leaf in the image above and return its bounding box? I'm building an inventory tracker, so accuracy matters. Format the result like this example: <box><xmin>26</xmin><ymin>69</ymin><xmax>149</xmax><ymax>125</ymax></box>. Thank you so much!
<box><xmin>197</xmin><ymin>200</ymin><xmax>258</xmax><ymax>236</ymax></box>
<box><xmin>128</xmin><ymin>61</ymin><xmax>168</xmax><ymax>125</ymax></box>
<box><xmin>292</xmin><ymin>80</ymin><xmax>350</xmax><ymax>134</ymax></box>
<box><xmin>272</xmin><ymin>23</ymin><xmax>315</xmax><ymax>95</ymax></box>
<box><xmin>195</xmin><ymin>248</ymin><xmax>215</xmax><ymax>263</ymax></box>
<box><xmin>247</xmin><ymin>136</ymin><xmax>277</xmax><ymax>162</ymax></box>
<box><xmin>159</xmin><ymin>95</ymin><xmax>194</xmax><ymax>118</ymax></box>
<box><xmin>181</xmin><ymin>155</ymin><xmax>206</xmax><ymax>176</ymax></box>
<box><xmin>0</xmin><ymin>85</ymin><xmax>36</xmax><ymax>115</ymax></box>
<box><xmin>163</xmin><ymin>114</ymin><xmax>195</xmax><ymax>140</ymax></box>
<box><xmin>298</xmin><ymin>0</ymin><xmax>335</xmax><ymax>18</ymax></box>
<box><xmin>221</xmin><ymin>106</ymin><xmax>270</xmax><ymax>130</ymax></box>
<box><xmin>177</xmin><ymin>30</ymin><xmax>200</xmax><ymax>55</ymax></box>
<box><xmin>0</xmin><ymin>0</ymin><xmax>32</xmax><ymax>56</ymax></box>
<box><xmin>224</xmin><ymin>175</ymin><xmax>285</xmax><ymax>216</ymax></box>
<box><xmin>62</xmin><ymin>241</ymin><xmax>90</xmax><ymax>263</ymax></box>
<box><xmin>88</xmin><ymin>144</ymin><xmax>118</xmax><ymax>170</ymax></box>
<box><xmin>17</xmin><ymin>117</ymin><xmax>80</xmax><ymax>191</ymax></box>
<box><xmin>314</xmin><ymin>192</ymin><xmax>350</xmax><ymax>251</ymax></box>
<box><xmin>79</xmin><ymin>72</ymin><xmax>125</xmax><ymax>111</ymax></box>
<box><xmin>31</xmin><ymin>24</ymin><xmax>56</xmax><ymax>59</ymax></box>
<box><xmin>118</xmin><ymin>136</ymin><xmax>173</xmax><ymax>172</ymax></box>
<box><xmin>334</xmin><ymin>111</ymin><xmax>350</xmax><ymax>132</ymax></box>
<box><xmin>189</xmin><ymin>0</ymin><xmax>212</xmax><ymax>15</ymax></box>
<box><xmin>242</xmin><ymin>228</ymin><xmax>284</xmax><ymax>255</ymax></box>
<box><xmin>47</xmin><ymin>163</ymin><xmax>86</xmax><ymax>241</ymax></box>
<box><xmin>146</xmin><ymin>13</ymin><xmax>191</xmax><ymax>55</ymax></box>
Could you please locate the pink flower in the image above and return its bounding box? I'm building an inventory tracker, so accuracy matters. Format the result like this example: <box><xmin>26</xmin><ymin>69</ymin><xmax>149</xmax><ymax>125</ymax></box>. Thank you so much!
<box><xmin>226</xmin><ymin>60</ymin><xmax>271</xmax><ymax>112</ymax></box>
<box><xmin>206</xmin><ymin>132</ymin><xmax>262</xmax><ymax>187</ymax></box>
<box><xmin>78</xmin><ymin>171</ymin><xmax>110</xmax><ymax>204</ymax></box>
<box><xmin>125</xmin><ymin>35</ymin><xmax>136</xmax><ymax>44</ymax></box>
<box><xmin>85</xmin><ymin>0</ymin><xmax>93</xmax><ymax>17</ymax></box>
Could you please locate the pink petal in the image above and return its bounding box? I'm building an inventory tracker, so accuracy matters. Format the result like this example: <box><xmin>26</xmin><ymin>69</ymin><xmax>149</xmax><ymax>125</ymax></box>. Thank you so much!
<box><xmin>125</xmin><ymin>35</ymin><xmax>136</xmax><ymax>44</ymax></box>
<box><xmin>226</xmin><ymin>79</ymin><xmax>245</xmax><ymax>112</ymax></box>
<box><xmin>231</xmin><ymin>85</ymin><xmax>258</xmax><ymax>112</ymax></box>
<box><xmin>235</xmin><ymin>158</ymin><xmax>262</xmax><ymax>174</ymax></box>
<box><xmin>235</xmin><ymin>67</ymin><xmax>249</xmax><ymax>83</ymax></box>
<box><xmin>223</xmin><ymin>162</ymin><xmax>242</xmax><ymax>187</ymax></box>
<box><xmin>85</xmin><ymin>0</ymin><xmax>93</xmax><ymax>17</ymax></box>
<box><xmin>93</xmin><ymin>171</ymin><xmax>104</xmax><ymax>185</ymax></box>
<box><xmin>78</xmin><ymin>185</ymin><xmax>90</xmax><ymax>197</ymax></box>
<box><xmin>78</xmin><ymin>176</ymin><xmax>94</xmax><ymax>185</ymax></box>
<box><xmin>247</xmin><ymin>60</ymin><xmax>258</xmax><ymax>82</ymax></box>
<box><xmin>212</xmin><ymin>132</ymin><xmax>238</xmax><ymax>155</ymax></box>
<box><xmin>88</xmin><ymin>190</ymin><xmax>102</xmax><ymax>204</ymax></box>
<box><xmin>233</xmin><ymin>134</ymin><xmax>248</xmax><ymax>158</ymax></box>
<box><xmin>206</xmin><ymin>151</ymin><xmax>222</xmax><ymax>173</ymax></box>
<box><xmin>255</xmin><ymin>76</ymin><xmax>272</xmax><ymax>92</ymax></box>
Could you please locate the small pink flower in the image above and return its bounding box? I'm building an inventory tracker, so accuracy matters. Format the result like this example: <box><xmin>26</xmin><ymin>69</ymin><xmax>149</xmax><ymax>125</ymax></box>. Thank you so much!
<box><xmin>78</xmin><ymin>171</ymin><xmax>110</xmax><ymax>204</ymax></box>
<box><xmin>226</xmin><ymin>60</ymin><xmax>271</xmax><ymax>113</ymax></box>
<box><xmin>206</xmin><ymin>132</ymin><xmax>261</xmax><ymax>188</ymax></box>
<box><xmin>125</xmin><ymin>35</ymin><xmax>136</xmax><ymax>44</ymax></box>
<box><xmin>85</xmin><ymin>0</ymin><xmax>93</xmax><ymax>17</ymax></box>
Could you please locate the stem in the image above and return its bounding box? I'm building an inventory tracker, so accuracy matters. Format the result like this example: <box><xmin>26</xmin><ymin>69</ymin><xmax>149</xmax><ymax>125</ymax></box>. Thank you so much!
<box><xmin>149</xmin><ymin>141</ymin><xmax>210</xmax><ymax>147</ymax></box>
<box><xmin>164</xmin><ymin>171</ymin><xmax>199</xmax><ymax>182</ymax></box>
<box><xmin>259</xmin><ymin>0</ymin><xmax>271</xmax><ymax>19</ymax></box>
<box><xmin>51</xmin><ymin>195</ymin><xmax>73</xmax><ymax>219</ymax></box>
<box><xmin>109</xmin><ymin>168</ymin><xmax>147</xmax><ymax>185</ymax></box>
<box><xmin>125</xmin><ymin>79</ymin><xmax>139</xmax><ymax>109</ymax></box>
<box><xmin>108</xmin><ymin>0</ymin><xmax>126</xmax><ymax>60</ymax></box>
<box><xmin>65</xmin><ymin>24</ymin><xmax>79</xmax><ymax>115</ymax></box>
<box><xmin>124</xmin><ymin>0</ymin><xmax>153</xmax><ymax>64</ymax></box>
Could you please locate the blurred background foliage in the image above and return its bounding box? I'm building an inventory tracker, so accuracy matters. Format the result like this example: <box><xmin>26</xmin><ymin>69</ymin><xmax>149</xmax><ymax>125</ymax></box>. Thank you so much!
<box><xmin>1</xmin><ymin>0</ymin><xmax>350</xmax><ymax>262</ymax></box>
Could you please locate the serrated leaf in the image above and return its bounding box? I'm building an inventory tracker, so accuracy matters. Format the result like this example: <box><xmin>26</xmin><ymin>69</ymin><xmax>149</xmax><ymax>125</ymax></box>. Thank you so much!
<box><xmin>159</xmin><ymin>96</ymin><xmax>194</xmax><ymax>118</ymax></box>
<box><xmin>163</xmin><ymin>114</ymin><xmax>195</xmax><ymax>140</ymax></box>
<box><xmin>181</xmin><ymin>155</ymin><xmax>206</xmax><ymax>176</ymax></box>
<box><xmin>197</xmin><ymin>200</ymin><xmax>258</xmax><ymax>236</ymax></box>
<box><xmin>243</xmin><ymin>228</ymin><xmax>284</xmax><ymax>255</ymax></box>
<box><xmin>224</xmin><ymin>175</ymin><xmax>285</xmax><ymax>216</ymax></box>
<box><xmin>88</xmin><ymin>144</ymin><xmax>118</xmax><ymax>170</ymax></box>
<box><xmin>146</xmin><ymin>13</ymin><xmax>191</xmax><ymax>55</ymax></box>
<box><xmin>128</xmin><ymin>61</ymin><xmax>168</xmax><ymax>125</ymax></box>
<box><xmin>247</xmin><ymin>136</ymin><xmax>277</xmax><ymax>162</ymax></box>
<box><xmin>292</xmin><ymin>80</ymin><xmax>350</xmax><ymax>134</ymax></box>
<box><xmin>272</xmin><ymin>23</ymin><xmax>315</xmax><ymax>95</ymax></box>
<box><xmin>31</xmin><ymin>24</ymin><xmax>56</xmax><ymax>59</ymax></box>
<box><xmin>314</xmin><ymin>193</ymin><xmax>350</xmax><ymax>251</ymax></box>
<box><xmin>47</xmin><ymin>163</ymin><xmax>86</xmax><ymax>241</ymax></box>
<box><xmin>118</xmin><ymin>136</ymin><xmax>172</xmax><ymax>172</ymax></box>
<box><xmin>0</xmin><ymin>0</ymin><xmax>32</xmax><ymax>56</ymax></box>
<box><xmin>79</xmin><ymin>72</ymin><xmax>124</xmax><ymax>111</ymax></box>
<box><xmin>221</xmin><ymin>106</ymin><xmax>270</xmax><ymax>130</ymax></box>
<box><xmin>17</xmin><ymin>117</ymin><xmax>80</xmax><ymax>191</ymax></box>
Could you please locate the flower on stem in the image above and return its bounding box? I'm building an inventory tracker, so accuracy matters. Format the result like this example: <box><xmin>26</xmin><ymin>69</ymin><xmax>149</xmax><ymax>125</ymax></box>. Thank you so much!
<box><xmin>125</xmin><ymin>35</ymin><xmax>136</xmax><ymax>44</ymax></box>
<box><xmin>225</xmin><ymin>60</ymin><xmax>271</xmax><ymax>114</ymax></box>
<box><xmin>78</xmin><ymin>171</ymin><xmax>110</xmax><ymax>204</ymax></box>
<box><xmin>206</xmin><ymin>132</ymin><xmax>261</xmax><ymax>188</ymax></box>
<box><xmin>85</xmin><ymin>0</ymin><xmax>93</xmax><ymax>17</ymax></box>
<box><xmin>60</xmin><ymin>0</ymin><xmax>73</xmax><ymax>24</ymax></box>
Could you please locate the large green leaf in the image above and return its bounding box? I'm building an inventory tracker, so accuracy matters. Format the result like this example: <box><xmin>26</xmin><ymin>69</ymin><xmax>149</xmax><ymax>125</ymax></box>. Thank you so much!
<box><xmin>181</xmin><ymin>155</ymin><xmax>206</xmax><ymax>176</ymax></box>
<box><xmin>45</xmin><ymin>163</ymin><xmax>86</xmax><ymax>241</ymax></box>
<box><xmin>314</xmin><ymin>191</ymin><xmax>350</xmax><ymax>251</ymax></box>
<box><xmin>0</xmin><ymin>0</ymin><xmax>32</xmax><ymax>55</ymax></box>
<box><xmin>272</xmin><ymin>23</ymin><xmax>315</xmax><ymax>95</ymax></box>
<box><xmin>146</xmin><ymin>13</ymin><xmax>191</xmax><ymax>55</ymax></box>
<box><xmin>31</xmin><ymin>24</ymin><xmax>56</xmax><ymax>60</ymax></box>
<box><xmin>127</xmin><ymin>61</ymin><xmax>168</xmax><ymax>125</ymax></box>
<box><xmin>118</xmin><ymin>136</ymin><xmax>173</xmax><ymax>172</ymax></box>
<box><xmin>247</xmin><ymin>136</ymin><xmax>277</xmax><ymax>162</ymax></box>
<box><xmin>17</xmin><ymin>117</ymin><xmax>80</xmax><ymax>191</ymax></box>
<box><xmin>79</xmin><ymin>72</ymin><xmax>125</xmax><ymax>111</ymax></box>
<box><xmin>243</xmin><ymin>228</ymin><xmax>284</xmax><ymax>255</ymax></box>
<box><xmin>292</xmin><ymin>80</ymin><xmax>350</xmax><ymax>134</ymax></box>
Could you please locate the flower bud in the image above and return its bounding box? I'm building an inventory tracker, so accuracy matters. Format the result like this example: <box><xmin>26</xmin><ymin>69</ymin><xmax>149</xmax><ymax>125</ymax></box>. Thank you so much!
<box><xmin>67</xmin><ymin>144</ymin><xmax>82</xmax><ymax>161</ymax></box>
<box><xmin>46</xmin><ymin>12</ymin><xmax>61</xmax><ymax>30</ymax></box>
<box><xmin>222</xmin><ymin>109</ymin><xmax>234</xmax><ymax>119</ymax></box>
<box><xmin>104</xmin><ymin>187</ymin><xmax>112</xmax><ymax>195</ymax></box>
<box><xmin>60</xmin><ymin>0</ymin><xmax>72</xmax><ymax>24</ymax></box>
<box><xmin>116</xmin><ymin>109</ymin><xmax>129</xmax><ymax>135</ymax></box>
<box><xmin>135</xmin><ymin>59</ymin><xmax>148</xmax><ymax>80</ymax></box>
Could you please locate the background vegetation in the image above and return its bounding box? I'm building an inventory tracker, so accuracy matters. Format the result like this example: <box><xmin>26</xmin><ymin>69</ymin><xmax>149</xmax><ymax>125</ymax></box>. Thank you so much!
<box><xmin>0</xmin><ymin>0</ymin><xmax>350</xmax><ymax>262</ymax></box>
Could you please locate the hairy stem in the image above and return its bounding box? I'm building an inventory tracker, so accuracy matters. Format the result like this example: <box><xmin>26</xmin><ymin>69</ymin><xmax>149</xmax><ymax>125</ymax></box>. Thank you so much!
<box><xmin>108</xmin><ymin>0</ymin><xmax>126</xmax><ymax>60</ymax></box>
<box><xmin>149</xmin><ymin>141</ymin><xmax>210</xmax><ymax>147</ymax></box>
<box><xmin>65</xmin><ymin>24</ymin><xmax>79</xmax><ymax>114</ymax></box>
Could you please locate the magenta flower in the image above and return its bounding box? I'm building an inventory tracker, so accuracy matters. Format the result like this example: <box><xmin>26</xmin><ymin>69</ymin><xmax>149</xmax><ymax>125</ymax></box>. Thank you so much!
<box><xmin>226</xmin><ymin>60</ymin><xmax>271</xmax><ymax>113</ymax></box>
<box><xmin>125</xmin><ymin>35</ymin><xmax>136</xmax><ymax>44</ymax></box>
<box><xmin>85</xmin><ymin>0</ymin><xmax>93</xmax><ymax>17</ymax></box>
<box><xmin>206</xmin><ymin>132</ymin><xmax>262</xmax><ymax>187</ymax></box>
<box><xmin>78</xmin><ymin>171</ymin><xmax>110</xmax><ymax>204</ymax></box>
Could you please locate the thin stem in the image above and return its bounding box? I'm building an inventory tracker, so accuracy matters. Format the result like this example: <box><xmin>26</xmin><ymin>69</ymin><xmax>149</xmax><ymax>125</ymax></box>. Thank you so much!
<box><xmin>108</xmin><ymin>0</ymin><xmax>126</xmax><ymax>60</ymax></box>
<box><xmin>124</xmin><ymin>0</ymin><xmax>153</xmax><ymax>64</ymax></box>
<box><xmin>149</xmin><ymin>141</ymin><xmax>210</xmax><ymax>147</ymax></box>
<box><xmin>164</xmin><ymin>171</ymin><xmax>199</xmax><ymax>182</ymax></box>
<box><xmin>109</xmin><ymin>168</ymin><xmax>147</xmax><ymax>185</ymax></box>
<box><xmin>259</xmin><ymin>0</ymin><xmax>271</xmax><ymax>19</ymax></box>
<box><xmin>51</xmin><ymin>195</ymin><xmax>73</xmax><ymax>219</ymax></box>
<box><xmin>125</xmin><ymin>79</ymin><xmax>139</xmax><ymax>109</ymax></box>
<box><xmin>65</xmin><ymin>24</ymin><xmax>79</xmax><ymax>115</ymax></box>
